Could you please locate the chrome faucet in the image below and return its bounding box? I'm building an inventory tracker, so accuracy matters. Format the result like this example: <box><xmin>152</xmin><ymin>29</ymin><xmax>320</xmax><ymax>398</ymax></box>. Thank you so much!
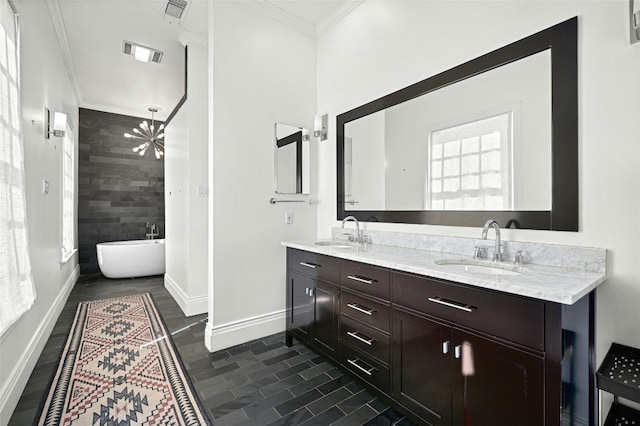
<box><xmin>341</xmin><ymin>216</ymin><xmax>362</xmax><ymax>243</ymax></box>
<box><xmin>146</xmin><ymin>222</ymin><xmax>159</xmax><ymax>240</ymax></box>
<box><xmin>481</xmin><ymin>219</ymin><xmax>503</xmax><ymax>262</ymax></box>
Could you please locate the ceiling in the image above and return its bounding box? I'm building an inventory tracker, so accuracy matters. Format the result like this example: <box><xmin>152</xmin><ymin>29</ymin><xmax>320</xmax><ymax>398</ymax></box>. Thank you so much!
<box><xmin>52</xmin><ymin>0</ymin><xmax>360</xmax><ymax>121</ymax></box>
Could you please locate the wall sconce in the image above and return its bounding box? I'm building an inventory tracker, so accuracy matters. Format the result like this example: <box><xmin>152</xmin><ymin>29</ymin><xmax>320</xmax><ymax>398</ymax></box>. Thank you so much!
<box><xmin>314</xmin><ymin>114</ymin><xmax>328</xmax><ymax>141</ymax></box>
<box><xmin>45</xmin><ymin>108</ymin><xmax>67</xmax><ymax>138</ymax></box>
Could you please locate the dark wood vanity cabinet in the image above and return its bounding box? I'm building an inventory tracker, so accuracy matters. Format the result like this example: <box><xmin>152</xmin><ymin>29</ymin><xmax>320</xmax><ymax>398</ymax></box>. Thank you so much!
<box><xmin>286</xmin><ymin>250</ymin><xmax>340</xmax><ymax>360</ymax></box>
<box><xmin>449</xmin><ymin>329</ymin><xmax>544</xmax><ymax>425</ymax></box>
<box><xmin>285</xmin><ymin>248</ymin><xmax>594</xmax><ymax>426</ymax></box>
<box><xmin>287</xmin><ymin>271</ymin><xmax>314</xmax><ymax>341</ymax></box>
<box><xmin>392</xmin><ymin>307</ymin><xmax>545</xmax><ymax>425</ymax></box>
<box><xmin>339</xmin><ymin>263</ymin><xmax>392</xmax><ymax>394</ymax></box>
<box><xmin>391</xmin><ymin>271</ymin><xmax>547</xmax><ymax>425</ymax></box>
<box><xmin>391</xmin><ymin>309</ymin><xmax>452</xmax><ymax>425</ymax></box>
<box><xmin>313</xmin><ymin>281</ymin><xmax>340</xmax><ymax>358</ymax></box>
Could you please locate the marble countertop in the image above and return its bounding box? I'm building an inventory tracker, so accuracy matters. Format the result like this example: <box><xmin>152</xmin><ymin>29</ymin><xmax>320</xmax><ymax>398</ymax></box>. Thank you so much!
<box><xmin>282</xmin><ymin>240</ymin><xmax>607</xmax><ymax>305</ymax></box>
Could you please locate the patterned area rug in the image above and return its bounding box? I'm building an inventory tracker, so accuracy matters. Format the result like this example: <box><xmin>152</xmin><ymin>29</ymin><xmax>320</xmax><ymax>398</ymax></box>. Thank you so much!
<box><xmin>37</xmin><ymin>293</ymin><xmax>211</xmax><ymax>425</ymax></box>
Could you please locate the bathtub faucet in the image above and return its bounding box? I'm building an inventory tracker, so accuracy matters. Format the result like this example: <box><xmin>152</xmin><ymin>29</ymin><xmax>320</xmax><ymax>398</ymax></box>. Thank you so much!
<box><xmin>146</xmin><ymin>222</ymin><xmax>159</xmax><ymax>240</ymax></box>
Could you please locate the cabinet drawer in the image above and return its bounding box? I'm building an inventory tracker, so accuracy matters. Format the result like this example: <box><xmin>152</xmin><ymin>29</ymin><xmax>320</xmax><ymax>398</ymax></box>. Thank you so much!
<box><xmin>392</xmin><ymin>272</ymin><xmax>544</xmax><ymax>351</ymax></box>
<box><xmin>287</xmin><ymin>248</ymin><xmax>339</xmax><ymax>283</ymax></box>
<box><xmin>341</xmin><ymin>289</ymin><xmax>390</xmax><ymax>332</ymax></box>
<box><xmin>341</xmin><ymin>315</ymin><xmax>390</xmax><ymax>365</ymax></box>
<box><xmin>341</xmin><ymin>343</ymin><xmax>390</xmax><ymax>395</ymax></box>
<box><xmin>340</xmin><ymin>261</ymin><xmax>390</xmax><ymax>300</ymax></box>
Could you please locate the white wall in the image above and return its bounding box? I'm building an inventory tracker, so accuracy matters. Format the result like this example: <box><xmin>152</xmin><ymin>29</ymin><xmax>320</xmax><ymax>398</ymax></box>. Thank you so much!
<box><xmin>164</xmin><ymin>99</ymin><xmax>191</xmax><ymax>307</ymax></box>
<box><xmin>317</xmin><ymin>0</ymin><xmax>640</xmax><ymax>370</ymax></box>
<box><xmin>164</xmin><ymin>36</ymin><xmax>209</xmax><ymax>316</ymax></box>
<box><xmin>0</xmin><ymin>1</ymin><xmax>79</xmax><ymax>422</ymax></box>
<box><xmin>205</xmin><ymin>1</ymin><xmax>318</xmax><ymax>351</ymax></box>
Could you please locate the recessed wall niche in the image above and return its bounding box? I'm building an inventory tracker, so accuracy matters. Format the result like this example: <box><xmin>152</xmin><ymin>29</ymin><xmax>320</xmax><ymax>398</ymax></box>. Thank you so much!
<box><xmin>78</xmin><ymin>108</ymin><xmax>165</xmax><ymax>274</ymax></box>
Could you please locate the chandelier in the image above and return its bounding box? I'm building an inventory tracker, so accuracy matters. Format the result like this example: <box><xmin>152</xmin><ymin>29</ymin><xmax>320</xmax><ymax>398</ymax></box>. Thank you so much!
<box><xmin>124</xmin><ymin>107</ymin><xmax>165</xmax><ymax>159</ymax></box>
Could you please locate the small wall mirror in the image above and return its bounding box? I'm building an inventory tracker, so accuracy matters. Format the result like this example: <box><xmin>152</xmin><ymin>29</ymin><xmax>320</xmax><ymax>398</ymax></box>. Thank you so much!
<box><xmin>274</xmin><ymin>123</ymin><xmax>310</xmax><ymax>194</ymax></box>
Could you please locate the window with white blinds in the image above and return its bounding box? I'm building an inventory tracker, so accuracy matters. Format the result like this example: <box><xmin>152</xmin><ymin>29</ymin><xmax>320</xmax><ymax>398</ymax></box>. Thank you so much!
<box><xmin>0</xmin><ymin>0</ymin><xmax>36</xmax><ymax>336</ymax></box>
<box><xmin>427</xmin><ymin>112</ymin><xmax>513</xmax><ymax>210</ymax></box>
<box><xmin>61</xmin><ymin>124</ymin><xmax>75</xmax><ymax>262</ymax></box>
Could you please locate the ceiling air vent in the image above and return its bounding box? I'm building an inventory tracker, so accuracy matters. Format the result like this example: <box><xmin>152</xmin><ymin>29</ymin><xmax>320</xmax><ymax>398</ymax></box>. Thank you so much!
<box><xmin>122</xmin><ymin>41</ymin><xmax>163</xmax><ymax>64</ymax></box>
<box><xmin>164</xmin><ymin>0</ymin><xmax>189</xmax><ymax>24</ymax></box>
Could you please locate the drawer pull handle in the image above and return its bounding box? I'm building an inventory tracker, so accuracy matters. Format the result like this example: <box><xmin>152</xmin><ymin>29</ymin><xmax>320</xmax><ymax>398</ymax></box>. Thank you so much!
<box><xmin>428</xmin><ymin>297</ymin><xmax>473</xmax><ymax>313</ymax></box>
<box><xmin>346</xmin><ymin>303</ymin><xmax>375</xmax><ymax>316</ymax></box>
<box><xmin>347</xmin><ymin>358</ymin><xmax>375</xmax><ymax>376</ymax></box>
<box><xmin>347</xmin><ymin>331</ymin><xmax>375</xmax><ymax>346</ymax></box>
<box><xmin>300</xmin><ymin>262</ymin><xmax>319</xmax><ymax>269</ymax></box>
<box><xmin>347</xmin><ymin>275</ymin><xmax>375</xmax><ymax>285</ymax></box>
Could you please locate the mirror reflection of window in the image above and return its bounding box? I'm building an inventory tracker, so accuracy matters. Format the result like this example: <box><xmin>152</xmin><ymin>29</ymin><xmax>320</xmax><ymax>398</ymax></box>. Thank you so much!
<box><xmin>428</xmin><ymin>112</ymin><xmax>513</xmax><ymax>210</ymax></box>
<box><xmin>342</xmin><ymin>49</ymin><xmax>552</xmax><ymax>213</ymax></box>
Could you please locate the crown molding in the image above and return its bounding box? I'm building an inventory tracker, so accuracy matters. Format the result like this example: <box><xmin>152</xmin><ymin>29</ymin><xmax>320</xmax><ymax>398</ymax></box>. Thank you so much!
<box><xmin>179</xmin><ymin>30</ymin><xmax>208</xmax><ymax>48</ymax></box>
<box><xmin>46</xmin><ymin>0</ymin><xmax>82</xmax><ymax>104</ymax></box>
<box><xmin>316</xmin><ymin>0</ymin><xmax>365</xmax><ymax>38</ymax></box>
<box><xmin>235</xmin><ymin>0</ymin><xmax>316</xmax><ymax>38</ymax></box>
<box><xmin>236</xmin><ymin>0</ymin><xmax>364</xmax><ymax>40</ymax></box>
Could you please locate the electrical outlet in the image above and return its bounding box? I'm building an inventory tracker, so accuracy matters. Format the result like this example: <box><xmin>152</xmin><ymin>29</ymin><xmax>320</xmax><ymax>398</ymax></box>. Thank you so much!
<box><xmin>285</xmin><ymin>211</ymin><xmax>293</xmax><ymax>224</ymax></box>
<box><xmin>42</xmin><ymin>179</ymin><xmax>49</xmax><ymax>194</ymax></box>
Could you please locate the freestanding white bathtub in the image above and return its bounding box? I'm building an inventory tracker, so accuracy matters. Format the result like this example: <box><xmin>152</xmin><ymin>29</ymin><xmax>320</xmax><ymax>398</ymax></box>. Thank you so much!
<box><xmin>96</xmin><ymin>239</ymin><xmax>165</xmax><ymax>279</ymax></box>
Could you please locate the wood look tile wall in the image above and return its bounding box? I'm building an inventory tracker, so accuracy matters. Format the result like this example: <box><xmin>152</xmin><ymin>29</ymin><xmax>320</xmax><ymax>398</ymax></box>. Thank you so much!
<box><xmin>78</xmin><ymin>108</ymin><xmax>165</xmax><ymax>273</ymax></box>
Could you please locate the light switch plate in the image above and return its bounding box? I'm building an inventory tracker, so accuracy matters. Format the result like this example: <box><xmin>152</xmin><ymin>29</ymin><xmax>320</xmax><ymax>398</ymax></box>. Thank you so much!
<box><xmin>196</xmin><ymin>185</ymin><xmax>209</xmax><ymax>197</ymax></box>
<box><xmin>285</xmin><ymin>211</ymin><xmax>293</xmax><ymax>224</ymax></box>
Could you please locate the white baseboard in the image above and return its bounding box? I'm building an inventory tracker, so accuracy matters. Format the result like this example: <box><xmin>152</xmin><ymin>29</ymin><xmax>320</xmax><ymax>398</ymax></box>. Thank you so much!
<box><xmin>205</xmin><ymin>309</ymin><xmax>286</xmax><ymax>352</ymax></box>
<box><xmin>164</xmin><ymin>273</ymin><xmax>208</xmax><ymax>317</ymax></box>
<box><xmin>0</xmin><ymin>265</ymin><xmax>79</xmax><ymax>424</ymax></box>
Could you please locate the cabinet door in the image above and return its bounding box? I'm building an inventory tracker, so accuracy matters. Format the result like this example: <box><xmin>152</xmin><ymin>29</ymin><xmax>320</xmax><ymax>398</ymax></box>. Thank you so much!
<box><xmin>287</xmin><ymin>271</ymin><xmax>314</xmax><ymax>343</ymax></box>
<box><xmin>313</xmin><ymin>281</ymin><xmax>339</xmax><ymax>358</ymax></box>
<box><xmin>451</xmin><ymin>330</ymin><xmax>544</xmax><ymax>426</ymax></box>
<box><xmin>392</xmin><ymin>308</ymin><xmax>452</xmax><ymax>426</ymax></box>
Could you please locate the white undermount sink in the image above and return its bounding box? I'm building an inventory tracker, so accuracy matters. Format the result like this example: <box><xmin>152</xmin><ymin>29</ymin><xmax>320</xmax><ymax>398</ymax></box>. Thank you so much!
<box><xmin>314</xmin><ymin>240</ymin><xmax>353</xmax><ymax>249</ymax></box>
<box><xmin>434</xmin><ymin>258</ymin><xmax>528</xmax><ymax>276</ymax></box>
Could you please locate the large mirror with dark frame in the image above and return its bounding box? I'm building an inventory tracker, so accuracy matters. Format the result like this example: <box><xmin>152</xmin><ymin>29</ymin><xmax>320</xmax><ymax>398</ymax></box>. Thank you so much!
<box><xmin>337</xmin><ymin>17</ymin><xmax>578</xmax><ymax>231</ymax></box>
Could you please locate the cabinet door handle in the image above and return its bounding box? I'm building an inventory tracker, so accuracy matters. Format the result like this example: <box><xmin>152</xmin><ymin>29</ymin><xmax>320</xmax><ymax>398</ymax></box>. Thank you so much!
<box><xmin>347</xmin><ymin>275</ymin><xmax>375</xmax><ymax>285</ymax></box>
<box><xmin>347</xmin><ymin>358</ymin><xmax>375</xmax><ymax>376</ymax></box>
<box><xmin>309</xmin><ymin>288</ymin><xmax>314</xmax><ymax>297</ymax></box>
<box><xmin>346</xmin><ymin>303</ymin><xmax>375</xmax><ymax>316</ymax></box>
<box><xmin>300</xmin><ymin>262</ymin><xmax>319</xmax><ymax>269</ymax></box>
<box><xmin>455</xmin><ymin>345</ymin><xmax>462</xmax><ymax>359</ymax></box>
<box><xmin>347</xmin><ymin>331</ymin><xmax>375</xmax><ymax>346</ymax></box>
<box><xmin>442</xmin><ymin>341</ymin><xmax>450</xmax><ymax>354</ymax></box>
<box><xmin>428</xmin><ymin>297</ymin><xmax>473</xmax><ymax>313</ymax></box>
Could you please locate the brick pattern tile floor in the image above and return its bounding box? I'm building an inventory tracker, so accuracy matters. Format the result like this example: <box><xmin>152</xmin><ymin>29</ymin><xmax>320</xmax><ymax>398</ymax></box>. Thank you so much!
<box><xmin>8</xmin><ymin>274</ymin><xmax>417</xmax><ymax>426</ymax></box>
